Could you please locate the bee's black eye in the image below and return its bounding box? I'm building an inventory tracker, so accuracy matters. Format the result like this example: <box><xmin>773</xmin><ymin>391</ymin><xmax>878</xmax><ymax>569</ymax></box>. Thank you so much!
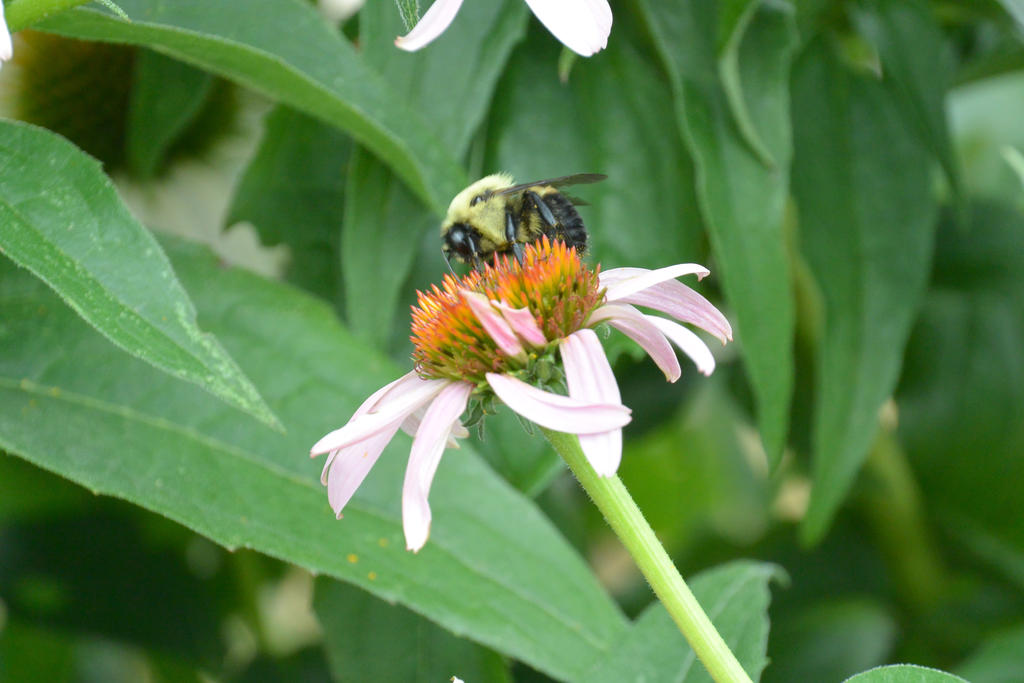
<box><xmin>444</xmin><ymin>223</ymin><xmax>478</xmax><ymax>261</ymax></box>
<box><xmin>470</xmin><ymin>194</ymin><xmax>486</xmax><ymax>206</ymax></box>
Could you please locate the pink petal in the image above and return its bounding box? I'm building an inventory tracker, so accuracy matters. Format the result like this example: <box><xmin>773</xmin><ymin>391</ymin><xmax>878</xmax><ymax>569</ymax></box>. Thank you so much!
<box><xmin>560</xmin><ymin>330</ymin><xmax>624</xmax><ymax>476</ymax></box>
<box><xmin>492</xmin><ymin>300</ymin><xmax>547</xmax><ymax>347</ymax></box>
<box><xmin>320</xmin><ymin>449</ymin><xmax>338</xmax><ymax>485</ymax></box>
<box><xmin>601</xmin><ymin>264</ymin><xmax>710</xmax><ymax>301</ymax></box>
<box><xmin>316</xmin><ymin>373</ymin><xmax>420</xmax><ymax>475</ymax></box>
<box><xmin>401</xmin><ymin>382</ymin><xmax>473</xmax><ymax>552</ymax></box>
<box><xmin>0</xmin><ymin>1</ymin><xmax>11</xmax><ymax>64</ymax></box>
<box><xmin>600</xmin><ymin>267</ymin><xmax>732</xmax><ymax>343</ymax></box>
<box><xmin>648</xmin><ymin>316</ymin><xmax>716</xmax><ymax>376</ymax></box>
<box><xmin>523</xmin><ymin>0</ymin><xmax>612</xmax><ymax>56</ymax></box>
<box><xmin>401</xmin><ymin>407</ymin><xmax>468</xmax><ymax>448</ymax></box>
<box><xmin>325</xmin><ymin>423</ymin><xmax>401</xmax><ymax>517</ymax></box>
<box><xmin>486</xmin><ymin>372</ymin><xmax>630</xmax><ymax>435</ymax></box>
<box><xmin>463</xmin><ymin>290</ymin><xmax>524</xmax><ymax>358</ymax></box>
<box><xmin>590</xmin><ymin>304</ymin><xmax>681</xmax><ymax>382</ymax></box>
<box><xmin>394</xmin><ymin>0</ymin><xmax>464</xmax><ymax>51</ymax></box>
<box><xmin>310</xmin><ymin>376</ymin><xmax>449</xmax><ymax>455</ymax></box>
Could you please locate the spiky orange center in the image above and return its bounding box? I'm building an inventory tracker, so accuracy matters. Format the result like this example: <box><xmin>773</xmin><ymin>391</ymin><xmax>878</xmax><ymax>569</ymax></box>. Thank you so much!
<box><xmin>411</xmin><ymin>238</ymin><xmax>603</xmax><ymax>383</ymax></box>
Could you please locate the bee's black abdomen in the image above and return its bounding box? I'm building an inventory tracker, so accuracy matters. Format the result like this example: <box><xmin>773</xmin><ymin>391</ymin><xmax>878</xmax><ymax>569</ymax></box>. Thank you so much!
<box><xmin>536</xmin><ymin>191</ymin><xmax>588</xmax><ymax>255</ymax></box>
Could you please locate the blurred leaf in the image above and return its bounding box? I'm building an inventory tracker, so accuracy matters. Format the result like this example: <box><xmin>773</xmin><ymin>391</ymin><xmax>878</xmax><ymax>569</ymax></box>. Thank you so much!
<box><xmin>617</xmin><ymin>379</ymin><xmax>769</xmax><ymax>554</ymax></box>
<box><xmin>584</xmin><ymin>561</ymin><xmax>782</xmax><ymax>683</ymax></box>
<box><xmin>394</xmin><ymin>0</ymin><xmax>421</xmax><ymax>33</ymax></box>
<box><xmin>314</xmin><ymin>579</ymin><xmax>511</xmax><ymax>682</ymax></box>
<box><xmin>791</xmin><ymin>41</ymin><xmax>937</xmax><ymax>544</ymax></box>
<box><xmin>995</xmin><ymin>0</ymin><xmax>1024</xmax><ymax>32</ymax></box>
<box><xmin>897</xmin><ymin>202</ymin><xmax>1024</xmax><ymax>554</ymax></box>
<box><xmin>854</xmin><ymin>0</ymin><xmax>964</xmax><ymax>207</ymax></box>
<box><xmin>231</xmin><ymin>646</ymin><xmax>331</xmax><ymax>683</ymax></box>
<box><xmin>0</xmin><ymin>120</ymin><xmax>278</xmax><ymax>429</ymax></box>
<box><xmin>487</xmin><ymin>27</ymin><xmax>703</xmax><ymax>269</ymax></box>
<box><xmin>0</xmin><ymin>454</ymin><xmax>90</xmax><ymax>521</ymax></box>
<box><xmin>717</xmin><ymin>0</ymin><xmax>760</xmax><ymax>52</ymax></box>
<box><xmin>0</xmin><ymin>620</ymin><xmax>76</xmax><ymax>682</ymax></box>
<box><xmin>718</xmin><ymin>0</ymin><xmax>777</xmax><ymax>165</ymax></box>
<box><xmin>127</xmin><ymin>49</ymin><xmax>214</xmax><ymax>177</ymax></box>
<box><xmin>0</xmin><ymin>238</ymin><xmax>628</xmax><ymax>681</ymax></box>
<box><xmin>341</xmin><ymin>148</ymin><xmax>435</xmax><ymax>345</ymax></box>
<box><xmin>359</xmin><ymin>0</ymin><xmax>527</xmax><ymax>160</ymax></box>
<box><xmin>341</xmin><ymin>0</ymin><xmax>527</xmax><ymax>345</ymax></box>
<box><xmin>764</xmin><ymin>598</ymin><xmax>896</xmax><ymax>683</ymax></box>
<box><xmin>950</xmin><ymin>72</ymin><xmax>1024</xmax><ymax>206</ymax></box>
<box><xmin>640</xmin><ymin>0</ymin><xmax>797</xmax><ymax>466</ymax></box>
<box><xmin>36</xmin><ymin>0</ymin><xmax>465</xmax><ymax>214</ymax></box>
<box><xmin>843</xmin><ymin>664</ymin><xmax>968</xmax><ymax>682</ymax></box>
<box><xmin>226</xmin><ymin>105</ymin><xmax>350</xmax><ymax>304</ymax></box>
<box><xmin>955</xmin><ymin>624</ymin><xmax>1024</xmax><ymax>683</ymax></box>
<box><xmin>0</xmin><ymin>512</ymin><xmax>224</xmax><ymax>663</ymax></box>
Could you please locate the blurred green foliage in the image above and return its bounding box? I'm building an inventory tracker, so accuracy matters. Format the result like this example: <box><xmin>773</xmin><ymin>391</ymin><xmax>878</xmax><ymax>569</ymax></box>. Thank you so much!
<box><xmin>2</xmin><ymin>0</ymin><xmax>1024</xmax><ymax>680</ymax></box>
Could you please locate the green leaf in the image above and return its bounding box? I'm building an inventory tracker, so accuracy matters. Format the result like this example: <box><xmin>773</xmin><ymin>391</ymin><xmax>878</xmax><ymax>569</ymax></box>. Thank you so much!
<box><xmin>0</xmin><ymin>120</ymin><xmax>278</xmax><ymax>429</ymax></box>
<box><xmin>843</xmin><ymin>664</ymin><xmax>968</xmax><ymax>683</ymax></box>
<box><xmin>341</xmin><ymin>0</ymin><xmax>527</xmax><ymax>345</ymax></box>
<box><xmin>126</xmin><ymin>49</ymin><xmax>214</xmax><ymax>177</ymax></box>
<box><xmin>640</xmin><ymin>0</ymin><xmax>797</xmax><ymax>466</ymax></box>
<box><xmin>897</xmin><ymin>202</ymin><xmax>1024</xmax><ymax>555</ymax></box>
<box><xmin>718</xmin><ymin>0</ymin><xmax>778</xmax><ymax>165</ymax></box>
<box><xmin>358</xmin><ymin>0</ymin><xmax>528</xmax><ymax>159</ymax></box>
<box><xmin>314</xmin><ymin>579</ymin><xmax>511</xmax><ymax>682</ymax></box>
<box><xmin>340</xmin><ymin>148</ymin><xmax>436</xmax><ymax>345</ymax></box>
<box><xmin>225</xmin><ymin>105</ymin><xmax>350</xmax><ymax>304</ymax></box>
<box><xmin>791</xmin><ymin>41</ymin><xmax>937</xmax><ymax>544</ymax></box>
<box><xmin>0</xmin><ymin>238</ymin><xmax>628</xmax><ymax>681</ymax></box>
<box><xmin>36</xmin><ymin>0</ymin><xmax>464</xmax><ymax>214</ymax></box>
<box><xmin>584</xmin><ymin>561</ymin><xmax>782</xmax><ymax>683</ymax></box>
<box><xmin>394</xmin><ymin>0</ymin><xmax>421</xmax><ymax>33</ymax></box>
<box><xmin>995</xmin><ymin>0</ymin><xmax>1024</xmax><ymax>32</ymax></box>
<box><xmin>853</xmin><ymin>0</ymin><xmax>964</xmax><ymax>208</ymax></box>
<box><xmin>955</xmin><ymin>624</ymin><xmax>1024</xmax><ymax>683</ymax></box>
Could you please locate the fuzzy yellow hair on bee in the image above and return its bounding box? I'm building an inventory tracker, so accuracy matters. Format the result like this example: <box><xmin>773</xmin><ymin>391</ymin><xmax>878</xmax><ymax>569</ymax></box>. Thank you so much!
<box><xmin>440</xmin><ymin>172</ymin><xmax>605</xmax><ymax>268</ymax></box>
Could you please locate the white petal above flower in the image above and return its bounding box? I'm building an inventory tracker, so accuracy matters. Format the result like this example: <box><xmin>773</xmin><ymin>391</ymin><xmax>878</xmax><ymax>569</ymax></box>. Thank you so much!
<box><xmin>1</xmin><ymin>0</ymin><xmax>13</xmax><ymax>69</ymax></box>
<box><xmin>523</xmin><ymin>0</ymin><xmax>612</xmax><ymax>57</ymax></box>
<box><xmin>395</xmin><ymin>0</ymin><xmax>612</xmax><ymax>57</ymax></box>
<box><xmin>394</xmin><ymin>0</ymin><xmax>465</xmax><ymax>52</ymax></box>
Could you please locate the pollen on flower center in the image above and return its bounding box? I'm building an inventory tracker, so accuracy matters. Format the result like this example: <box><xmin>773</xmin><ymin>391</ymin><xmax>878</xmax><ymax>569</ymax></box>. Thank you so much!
<box><xmin>410</xmin><ymin>238</ymin><xmax>603</xmax><ymax>383</ymax></box>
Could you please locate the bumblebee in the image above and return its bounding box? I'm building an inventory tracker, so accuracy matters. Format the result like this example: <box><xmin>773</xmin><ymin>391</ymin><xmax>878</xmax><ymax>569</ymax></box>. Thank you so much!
<box><xmin>440</xmin><ymin>173</ymin><xmax>606</xmax><ymax>268</ymax></box>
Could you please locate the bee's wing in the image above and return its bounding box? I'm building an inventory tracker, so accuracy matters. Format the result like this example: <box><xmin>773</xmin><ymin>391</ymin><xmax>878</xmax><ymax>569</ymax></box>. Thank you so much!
<box><xmin>493</xmin><ymin>173</ymin><xmax>607</xmax><ymax>196</ymax></box>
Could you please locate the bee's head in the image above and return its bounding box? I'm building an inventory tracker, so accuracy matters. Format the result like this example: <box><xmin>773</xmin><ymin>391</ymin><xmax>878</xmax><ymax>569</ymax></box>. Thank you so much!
<box><xmin>440</xmin><ymin>174</ymin><xmax>515</xmax><ymax>262</ymax></box>
<box><xmin>441</xmin><ymin>222</ymin><xmax>481</xmax><ymax>264</ymax></box>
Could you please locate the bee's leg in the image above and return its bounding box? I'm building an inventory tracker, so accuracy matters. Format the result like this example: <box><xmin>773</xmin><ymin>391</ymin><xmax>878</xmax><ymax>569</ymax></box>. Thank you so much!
<box><xmin>505</xmin><ymin>207</ymin><xmax>524</xmax><ymax>263</ymax></box>
<box><xmin>442</xmin><ymin>247</ymin><xmax>457</xmax><ymax>277</ymax></box>
<box><xmin>524</xmin><ymin>191</ymin><xmax>559</xmax><ymax>232</ymax></box>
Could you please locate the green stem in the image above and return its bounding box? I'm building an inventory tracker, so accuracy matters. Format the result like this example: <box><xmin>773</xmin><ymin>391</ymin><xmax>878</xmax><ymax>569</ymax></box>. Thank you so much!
<box><xmin>543</xmin><ymin>428</ymin><xmax>752</xmax><ymax>683</ymax></box>
<box><xmin>6</xmin><ymin>0</ymin><xmax>94</xmax><ymax>33</ymax></box>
